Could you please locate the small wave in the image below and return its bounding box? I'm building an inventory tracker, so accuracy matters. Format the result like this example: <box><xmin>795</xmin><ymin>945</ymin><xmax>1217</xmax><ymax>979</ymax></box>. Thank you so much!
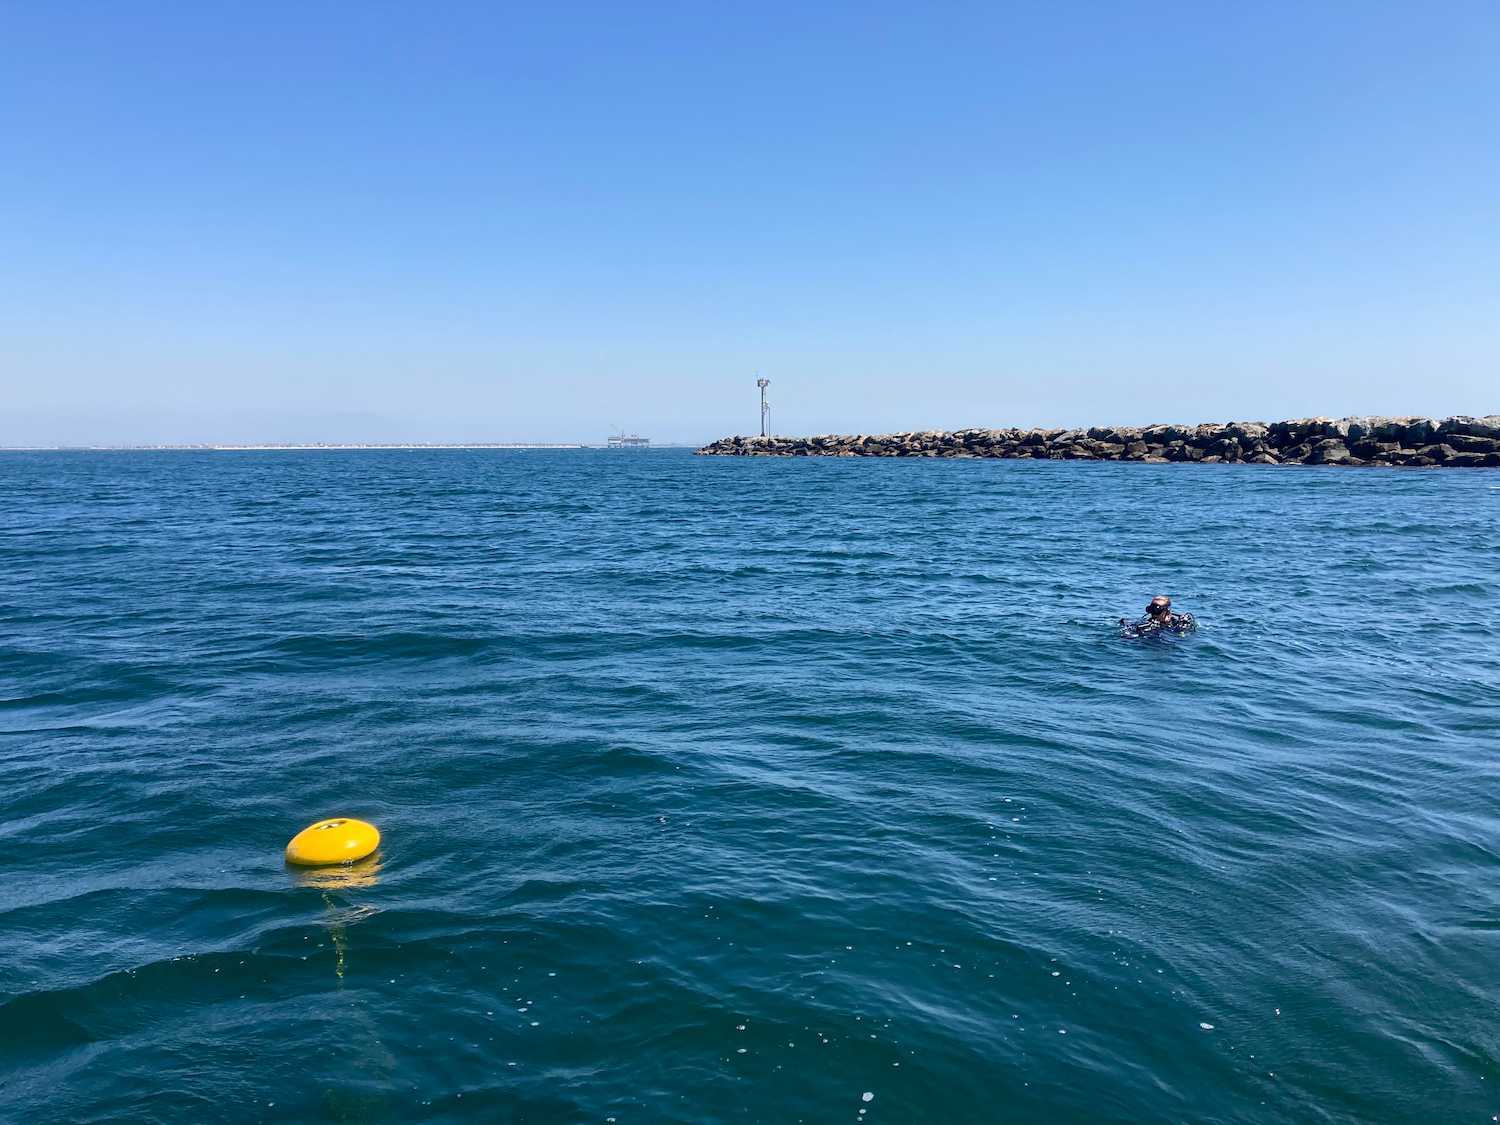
<box><xmin>2</xmin><ymin>449</ymin><xmax>1495</xmax><ymax>1123</ymax></box>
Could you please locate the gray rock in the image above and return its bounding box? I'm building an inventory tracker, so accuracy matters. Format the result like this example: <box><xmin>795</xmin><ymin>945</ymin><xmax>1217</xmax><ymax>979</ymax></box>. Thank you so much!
<box><xmin>1308</xmin><ymin>439</ymin><xmax>1352</xmax><ymax>464</ymax></box>
<box><xmin>1401</xmin><ymin>419</ymin><xmax>1437</xmax><ymax>445</ymax></box>
<box><xmin>1441</xmin><ymin>415</ymin><xmax>1500</xmax><ymax>439</ymax></box>
<box><xmin>1444</xmin><ymin>451</ymin><xmax>1489</xmax><ymax>467</ymax></box>
<box><xmin>1444</xmin><ymin>434</ymin><xmax>1500</xmax><ymax>453</ymax></box>
<box><xmin>1270</xmin><ymin>419</ymin><xmax>1319</xmax><ymax>446</ymax></box>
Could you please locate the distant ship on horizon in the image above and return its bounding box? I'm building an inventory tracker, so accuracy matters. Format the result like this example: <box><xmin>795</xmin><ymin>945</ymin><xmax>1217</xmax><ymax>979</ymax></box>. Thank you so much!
<box><xmin>606</xmin><ymin>432</ymin><xmax>651</xmax><ymax>448</ymax></box>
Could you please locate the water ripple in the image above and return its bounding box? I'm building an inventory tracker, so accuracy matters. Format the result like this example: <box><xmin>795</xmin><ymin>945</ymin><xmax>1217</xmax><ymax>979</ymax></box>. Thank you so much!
<box><xmin>0</xmin><ymin>450</ymin><xmax>1496</xmax><ymax>1122</ymax></box>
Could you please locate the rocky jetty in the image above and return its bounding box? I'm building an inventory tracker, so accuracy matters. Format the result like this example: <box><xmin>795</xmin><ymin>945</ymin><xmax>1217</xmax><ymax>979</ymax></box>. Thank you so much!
<box><xmin>698</xmin><ymin>416</ymin><xmax>1500</xmax><ymax>467</ymax></box>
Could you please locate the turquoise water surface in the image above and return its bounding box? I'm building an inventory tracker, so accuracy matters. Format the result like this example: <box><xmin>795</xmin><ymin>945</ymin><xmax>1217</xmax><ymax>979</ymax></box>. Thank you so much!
<box><xmin>2</xmin><ymin>450</ymin><xmax>1497</xmax><ymax>1123</ymax></box>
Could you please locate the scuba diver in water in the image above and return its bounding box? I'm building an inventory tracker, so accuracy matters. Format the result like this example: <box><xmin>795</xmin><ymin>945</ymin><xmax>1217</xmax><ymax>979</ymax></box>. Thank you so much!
<box><xmin>1120</xmin><ymin>595</ymin><xmax>1196</xmax><ymax>637</ymax></box>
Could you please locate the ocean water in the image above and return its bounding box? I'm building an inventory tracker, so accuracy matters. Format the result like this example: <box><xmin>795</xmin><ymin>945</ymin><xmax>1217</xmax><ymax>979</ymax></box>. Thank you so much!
<box><xmin>2</xmin><ymin>449</ymin><xmax>1497</xmax><ymax>1124</ymax></box>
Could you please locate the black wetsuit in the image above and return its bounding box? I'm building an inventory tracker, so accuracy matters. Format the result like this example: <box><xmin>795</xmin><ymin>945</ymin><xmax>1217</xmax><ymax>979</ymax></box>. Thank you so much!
<box><xmin>1120</xmin><ymin>612</ymin><xmax>1196</xmax><ymax>638</ymax></box>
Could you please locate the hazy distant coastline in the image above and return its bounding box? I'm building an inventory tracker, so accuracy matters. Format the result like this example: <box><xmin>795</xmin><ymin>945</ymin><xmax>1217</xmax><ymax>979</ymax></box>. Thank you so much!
<box><xmin>0</xmin><ymin>442</ymin><xmax>697</xmax><ymax>452</ymax></box>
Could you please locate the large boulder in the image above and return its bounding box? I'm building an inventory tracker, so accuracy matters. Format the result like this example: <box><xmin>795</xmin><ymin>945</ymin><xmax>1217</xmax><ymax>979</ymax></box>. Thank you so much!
<box><xmin>1445</xmin><ymin>433</ymin><xmax>1500</xmax><ymax>453</ymax></box>
<box><xmin>1269</xmin><ymin>418</ymin><xmax>1320</xmax><ymax>446</ymax></box>
<box><xmin>1308</xmin><ymin>438</ymin><xmax>1352</xmax><ymax>464</ymax></box>
<box><xmin>1401</xmin><ymin>418</ymin><xmax>1438</xmax><ymax>445</ymax></box>
<box><xmin>1227</xmin><ymin>421</ymin><xmax>1270</xmax><ymax>444</ymax></box>
<box><xmin>1365</xmin><ymin>418</ymin><xmax>1402</xmax><ymax>441</ymax></box>
<box><xmin>1439</xmin><ymin>416</ymin><xmax>1500</xmax><ymax>439</ymax></box>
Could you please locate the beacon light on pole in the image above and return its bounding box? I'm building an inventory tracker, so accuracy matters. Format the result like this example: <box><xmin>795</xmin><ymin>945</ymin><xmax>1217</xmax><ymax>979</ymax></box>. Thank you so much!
<box><xmin>285</xmin><ymin>818</ymin><xmax>381</xmax><ymax>866</ymax></box>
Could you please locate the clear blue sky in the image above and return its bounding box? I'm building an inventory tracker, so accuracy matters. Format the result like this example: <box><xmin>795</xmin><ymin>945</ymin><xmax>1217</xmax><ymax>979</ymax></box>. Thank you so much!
<box><xmin>3</xmin><ymin>1</ymin><xmax>1497</xmax><ymax>444</ymax></box>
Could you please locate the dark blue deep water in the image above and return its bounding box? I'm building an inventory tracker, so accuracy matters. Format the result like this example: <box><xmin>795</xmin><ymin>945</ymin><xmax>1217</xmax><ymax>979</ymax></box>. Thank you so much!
<box><xmin>2</xmin><ymin>450</ymin><xmax>1498</xmax><ymax>1124</ymax></box>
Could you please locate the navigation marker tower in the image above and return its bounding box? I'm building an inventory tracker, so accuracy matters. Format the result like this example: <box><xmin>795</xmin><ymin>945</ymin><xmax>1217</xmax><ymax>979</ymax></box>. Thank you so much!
<box><xmin>757</xmin><ymin>377</ymin><xmax>770</xmax><ymax>438</ymax></box>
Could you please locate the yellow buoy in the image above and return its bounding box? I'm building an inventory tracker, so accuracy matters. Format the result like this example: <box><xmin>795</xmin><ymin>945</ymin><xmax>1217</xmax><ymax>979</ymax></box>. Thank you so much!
<box><xmin>285</xmin><ymin>817</ymin><xmax>381</xmax><ymax>866</ymax></box>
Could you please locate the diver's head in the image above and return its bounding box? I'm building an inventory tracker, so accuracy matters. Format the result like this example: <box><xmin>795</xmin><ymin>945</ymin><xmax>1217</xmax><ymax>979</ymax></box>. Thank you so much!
<box><xmin>1147</xmin><ymin>596</ymin><xmax>1172</xmax><ymax>618</ymax></box>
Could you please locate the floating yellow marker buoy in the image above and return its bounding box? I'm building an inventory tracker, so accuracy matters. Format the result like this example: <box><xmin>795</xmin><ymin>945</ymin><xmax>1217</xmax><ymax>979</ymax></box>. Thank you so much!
<box><xmin>285</xmin><ymin>817</ymin><xmax>381</xmax><ymax>866</ymax></box>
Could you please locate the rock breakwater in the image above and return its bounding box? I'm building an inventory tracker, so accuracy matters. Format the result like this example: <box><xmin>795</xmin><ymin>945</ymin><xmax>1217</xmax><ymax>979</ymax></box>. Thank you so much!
<box><xmin>698</xmin><ymin>416</ymin><xmax>1500</xmax><ymax>467</ymax></box>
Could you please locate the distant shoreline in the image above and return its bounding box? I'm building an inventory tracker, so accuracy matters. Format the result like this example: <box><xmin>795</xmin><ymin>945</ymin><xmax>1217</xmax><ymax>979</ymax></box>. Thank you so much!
<box><xmin>699</xmin><ymin>416</ymin><xmax>1500</xmax><ymax>467</ymax></box>
<box><xmin>0</xmin><ymin>443</ymin><xmax>698</xmax><ymax>452</ymax></box>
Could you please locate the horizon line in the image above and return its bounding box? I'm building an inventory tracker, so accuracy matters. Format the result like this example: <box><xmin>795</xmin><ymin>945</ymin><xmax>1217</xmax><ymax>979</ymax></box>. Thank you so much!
<box><xmin>0</xmin><ymin>441</ymin><xmax>706</xmax><ymax>452</ymax></box>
